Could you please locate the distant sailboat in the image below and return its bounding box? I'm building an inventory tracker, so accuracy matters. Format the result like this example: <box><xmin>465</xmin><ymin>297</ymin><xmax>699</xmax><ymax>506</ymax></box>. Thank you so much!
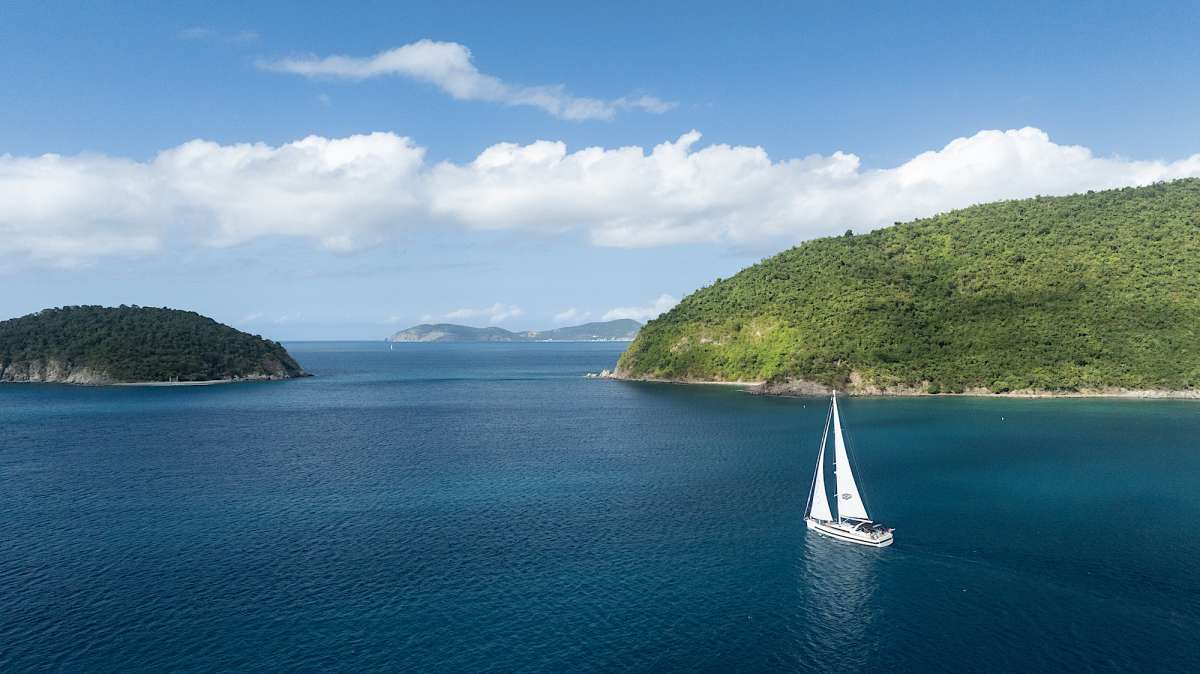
<box><xmin>805</xmin><ymin>395</ymin><xmax>894</xmax><ymax>547</ymax></box>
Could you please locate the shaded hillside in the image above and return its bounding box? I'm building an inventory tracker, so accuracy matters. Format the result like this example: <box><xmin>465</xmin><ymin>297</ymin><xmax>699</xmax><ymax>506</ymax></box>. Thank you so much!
<box><xmin>617</xmin><ymin>180</ymin><xmax>1200</xmax><ymax>394</ymax></box>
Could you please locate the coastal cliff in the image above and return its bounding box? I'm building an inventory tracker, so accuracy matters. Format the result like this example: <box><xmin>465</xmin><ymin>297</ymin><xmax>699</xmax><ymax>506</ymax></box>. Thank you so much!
<box><xmin>0</xmin><ymin>306</ymin><xmax>307</xmax><ymax>384</ymax></box>
<box><xmin>615</xmin><ymin>180</ymin><xmax>1200</xmax><ymax>396</ymax></box>
<box><xmin>0</xmin><ymin>356</ymin><xmax>300</xmax><ymax>384</ymax></box>
<box><xmin>0</xmin><ymin>359</ymin><xmax>116</xmax><ymax>384</ymax></box>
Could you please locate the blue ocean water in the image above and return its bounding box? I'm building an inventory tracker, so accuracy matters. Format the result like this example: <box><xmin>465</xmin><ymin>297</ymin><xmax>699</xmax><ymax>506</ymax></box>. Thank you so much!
<box><xmin>2</xmin><ymin>341</ymin><xmax>1199</xmax><ymax>672</ymax></box>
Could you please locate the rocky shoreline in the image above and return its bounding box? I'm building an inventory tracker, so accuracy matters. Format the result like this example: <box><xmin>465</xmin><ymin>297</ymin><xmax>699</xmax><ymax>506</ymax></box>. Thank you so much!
<box><xmin>592</xmin><ymin>370</ymin><xmax>765</xmax><ymax>387</ymax></box>
<box><xmin>112</xmin><ymin>375</ymin><xmax>304</xmax><ymax>386</ymax></box>
<box><xmin>0</xmin><ymin>358</ymin><xmax>307</xmax><ymax>386</ymax></box>
<box><xmin>603</xmin><ymin>371</ymin><xmax>1200</xmax><ymax>399</ymax></box>
<box><xmin>0</xmin><ymin>359</ymin><xmax>116</xmax><ymax>384</ymax></box>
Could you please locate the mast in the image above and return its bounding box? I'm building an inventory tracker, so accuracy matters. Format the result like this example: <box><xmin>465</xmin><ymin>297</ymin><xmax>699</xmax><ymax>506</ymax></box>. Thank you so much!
<box><xmin>832</xmin><ymin>395</ymin><xmax>870</xmax><ymax>521</ymax></box>
<box><xmin>806</xmin><ymin>398</ymin><xmax>834</xmax><ymax>522</ymax></box>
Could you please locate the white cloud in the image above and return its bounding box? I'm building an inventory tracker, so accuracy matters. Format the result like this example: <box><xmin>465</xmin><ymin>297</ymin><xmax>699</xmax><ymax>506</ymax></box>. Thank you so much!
<box><xmin>553</xmin><ymin>308</ymin><xmax>590</xmax><ymax>324</ymax></box>
<box><xmin>0</xmin><ymin>132</ymin><xmax>426</xmax><ymax>262</ymax></box>
<box><xmin>260</xmin><ymin>39</ymin><xmax>674</xmax><ymax>121</ymax></box>
<box><xmin>444</xmin><ymin>302</ymin><xmax>524</xmax><ymax>324</ymax></box>
<box><xmin>156</xmin><ymin>133</ymin><xmax>425</xmax><ymax>250</ymax></box>
<box><xmin>0</xmin><ymin>152</ymin><xmax>165</xmax><ymax>264</ymax></box>
<box><xmin>602</xmin><ymin>294</ymin><xmax>678</xmax><ymax>322</ymax></box>
<box><xmin>240</xmin><ymin>312</ymin><xmax>264</xmax><ymax>323</ymax></box>
<box><xmin>4</xmin><ymin>127</ymin><xmax>1200</xmax><ymax>264</ymax></box>
<box><xmin>427</xmin><ymin>127</ymin><xmax>1200</xmax><ymax>247</ymax></box>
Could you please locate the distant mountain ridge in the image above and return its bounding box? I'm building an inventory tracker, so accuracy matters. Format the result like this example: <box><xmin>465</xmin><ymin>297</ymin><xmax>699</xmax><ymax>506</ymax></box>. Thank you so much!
<box><xmin>532</xmin><ymin>320</ymin><xmax>642</xmax><ymax>341</ymax></box>
<box><xmin>388</xmin><ymin>319</ymin><xmax>641</xmax><ymax>342</ymax></box>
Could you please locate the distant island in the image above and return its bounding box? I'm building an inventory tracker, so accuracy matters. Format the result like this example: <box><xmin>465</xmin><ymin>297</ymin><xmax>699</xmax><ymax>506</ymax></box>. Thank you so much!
<box><xmin>616</xmin><ymin>180</ymin><xmax>1200</xmax><ymax>397</ymax></box>
<box><xmin>388</xmin><ymin>319</ymin><xmax>641</xmax><ymax>343</ymax></box>
<box><xmin>0</xmin><ymin>306</ymin><xmax>307</xmax><ymax>384</ymax></box>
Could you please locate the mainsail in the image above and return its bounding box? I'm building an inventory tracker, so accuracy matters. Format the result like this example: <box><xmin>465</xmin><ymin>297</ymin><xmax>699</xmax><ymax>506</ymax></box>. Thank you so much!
<box><xmin>832</xmin><ymin>396</ymin><xmax>870</xmax><ymax>520</ymax></box>
<box><xmin>807</xmin><ymin>419</ymin><xmax>834</xmax><ymax>522</ymax></box>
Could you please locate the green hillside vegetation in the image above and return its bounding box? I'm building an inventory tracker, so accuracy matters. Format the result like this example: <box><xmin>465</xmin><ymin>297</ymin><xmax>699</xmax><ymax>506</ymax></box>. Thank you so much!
<box><xmin>0</xmin><ymin>306</ymin><xmax>306</xmax><ymax>382</ymax></box>
<box><xmin>617</xmin><ymin>180</ymin><xmax>1200</xmax><ymax>393</ymax></box>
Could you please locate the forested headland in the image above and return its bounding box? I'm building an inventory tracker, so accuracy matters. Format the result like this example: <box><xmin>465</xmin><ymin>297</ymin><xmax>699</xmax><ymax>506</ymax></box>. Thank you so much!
<box><xmin>0</xmin><ymin>306</ymin><xmax>307</xmax><ymax>384</ymax></box>
<box><xmin>616</xmin><ymin>180</ymin><xmax>1200</xmax><ymax>395</ymax></box>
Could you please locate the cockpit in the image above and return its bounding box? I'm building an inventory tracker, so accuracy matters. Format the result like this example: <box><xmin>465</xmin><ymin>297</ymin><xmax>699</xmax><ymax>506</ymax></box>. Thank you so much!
<box><xmin>846</xmin><ymin>519</ymin><xmax>888</xmax><ymax>534</ymax></box>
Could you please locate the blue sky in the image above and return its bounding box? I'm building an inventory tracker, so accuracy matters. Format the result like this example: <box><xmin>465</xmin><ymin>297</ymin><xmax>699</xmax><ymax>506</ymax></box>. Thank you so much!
<box><xmin>3</xmin><ymin>1</ymin><xmax>1199</xmax><ymax>338</ymax></box>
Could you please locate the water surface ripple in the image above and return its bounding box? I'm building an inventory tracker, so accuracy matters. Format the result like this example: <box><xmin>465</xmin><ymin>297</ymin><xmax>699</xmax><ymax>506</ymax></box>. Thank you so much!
<box><xmin>1</xmin><ymin>342</ymin><xmax>1198</xmax><ymax>671</ymax></box>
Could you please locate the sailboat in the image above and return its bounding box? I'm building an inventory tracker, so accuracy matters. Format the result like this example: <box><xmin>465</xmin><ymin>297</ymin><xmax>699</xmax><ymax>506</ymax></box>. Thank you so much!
<box><xmin>805</xmin><ymin>395</ymin><xmax>894</xmax><ymax>547</ymax></box>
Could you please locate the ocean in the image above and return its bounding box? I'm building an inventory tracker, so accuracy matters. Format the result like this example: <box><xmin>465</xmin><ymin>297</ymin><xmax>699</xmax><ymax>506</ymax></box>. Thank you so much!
<box><xmin>2</xmin><ymin>341</ymin><xmax>1198</xmax><ymax>671</ymax></box>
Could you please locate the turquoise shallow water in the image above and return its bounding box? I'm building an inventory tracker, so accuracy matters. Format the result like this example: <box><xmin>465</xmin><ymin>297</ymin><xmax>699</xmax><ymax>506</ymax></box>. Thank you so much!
<box><xmin>1</xmin><ymin>341</ymin><xmax>1199</xmax><ymax>671</ymax></box>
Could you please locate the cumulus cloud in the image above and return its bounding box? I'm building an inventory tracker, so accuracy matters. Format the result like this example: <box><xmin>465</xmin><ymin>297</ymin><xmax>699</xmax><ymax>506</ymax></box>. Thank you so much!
<box><xmin>260</xmin><ymin>39</ymin><xmax>674</xmax><ymax>121</ymax></box>
<box><xmin>553</xmin><ymin>308</ymin><xmax>591</xmax><ymax>324</ymax></box>
<box><xmin>4</xmin><ymin>127</ymin><xmax>1200</xmax><ymax>264</ymax></box>
<box><xmin>602</xmin><ymin>294</ymin><xmax>678</xmax><ymax>322</ymax></box>
<box><xmin>0</xmin><ymin>152</ymin><xmax>164</xmax><ymax>264</ymax></box>
<box><xmin>430</xmin><ymin>128</ymin><xmax>1200</xmax><ymax>248</ymax></box>
<box><xmin>0</xmin><ymin>132</ymin><xmax>425</xmax><ymax>262</ymax></box>
<box><xmin>156</xmin><ymin>133</ymin><xmax>425</xmax><ymax>250</ymax></box>
<box><xmin>445</xmin><ymin>303</ymin><xmax>524</xmax><ymax>324</ymax></box>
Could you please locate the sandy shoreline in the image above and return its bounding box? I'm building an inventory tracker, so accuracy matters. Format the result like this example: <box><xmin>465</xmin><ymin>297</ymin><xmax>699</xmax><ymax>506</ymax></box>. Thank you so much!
<box><xmin>605</xmin><ymin>373</ymin><xmax>1200</xmax><ymax>399</ymax></box>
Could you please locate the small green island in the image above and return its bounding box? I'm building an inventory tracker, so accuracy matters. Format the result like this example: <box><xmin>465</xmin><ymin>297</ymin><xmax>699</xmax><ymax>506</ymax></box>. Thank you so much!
<box><xmin>616</xmin><ymin>179</ymin><xmax>1200</xmax><ymax>396</ymax></box>
<box><xmin>0</xmin><ymin>306</ymin><xmax>307</xmax><ymax>385</ymax></box>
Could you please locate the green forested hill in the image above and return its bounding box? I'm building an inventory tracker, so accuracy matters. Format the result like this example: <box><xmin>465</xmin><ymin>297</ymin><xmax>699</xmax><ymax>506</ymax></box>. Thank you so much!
<box><xmin>0</xmin><ymin>306</ymin><xmax>306</xmax><ymax>383</ymax></box>
<box><xmin>616</xmin><ymin>180</ymin><xmax>1200</xmax><ymax>393</ymax></box>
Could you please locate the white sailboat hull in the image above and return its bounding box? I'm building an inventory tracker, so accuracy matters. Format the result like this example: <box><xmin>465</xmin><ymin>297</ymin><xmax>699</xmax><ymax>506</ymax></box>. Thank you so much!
<box><xmin>806</xmin><ymin>518</ymin><xmax>894</xmax><ymax>548</ymax></box>
<box><xmin>804</xmin><ymin>396</ymin><xmax>893</xmax><ymax>548</ymax></box>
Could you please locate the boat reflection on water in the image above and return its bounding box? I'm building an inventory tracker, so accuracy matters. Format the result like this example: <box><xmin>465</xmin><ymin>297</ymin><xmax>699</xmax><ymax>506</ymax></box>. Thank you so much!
<box><xmin>797</xmin><ymin>535</ymin><xmax>882</xmax><ymax>669</ymax></box>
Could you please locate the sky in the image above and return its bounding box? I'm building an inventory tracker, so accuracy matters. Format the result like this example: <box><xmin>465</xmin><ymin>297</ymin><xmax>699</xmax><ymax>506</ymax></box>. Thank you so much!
<box><xmin>2</xmin><ymin>1</ymin><xmax>1199</xmax><ymax>339</ymax></box>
